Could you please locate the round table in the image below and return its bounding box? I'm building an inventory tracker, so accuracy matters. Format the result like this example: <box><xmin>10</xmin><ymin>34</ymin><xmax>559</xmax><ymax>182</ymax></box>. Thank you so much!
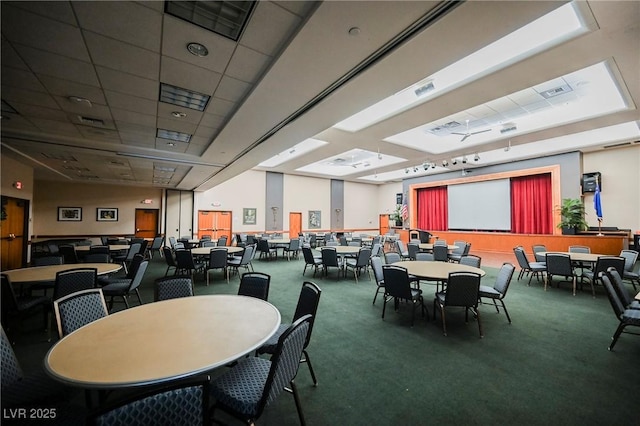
<box><xmin>394</xmin><ymin>261</ymin><xmax>485</xmax><ymax>281</ymax></box>
<box><xmin>538</xmin><ymin>251</ymin><xmax>604</xmax><ymax>263</ymax></box>
<box><xmin>3</xmin><ymin>263</ymin><xmax>122</xmax><ymax>283</ymax></box>
<box><xmin>45</xmin><ymin>295</ymin><xmax>281</xmax><ymax>389</ymax></box>
<box><xmin>190</xmin><ymin>246</ymin><xmax>244</xmax><ymax>256</ymax></box>
<box><xmin>418</xmin><ymin>243</ymin><xmax>459</xmax><ymax>251</ymax></box>
<box><xmin>315</xmin><ymin>246</ymin><xmax>361</xmax><ymax>256</ymax></box>
<box><xmin>75</xmin><ymin>244</ymin><xmax>130</xmax><ymax>252</ymax></box>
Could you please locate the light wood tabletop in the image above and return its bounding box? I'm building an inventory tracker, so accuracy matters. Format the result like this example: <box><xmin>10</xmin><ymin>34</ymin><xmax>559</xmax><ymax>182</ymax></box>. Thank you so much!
<box><xmin>315</xmin><ymin>246</ymin><xmax>361</xmax><ymax>255</ymax></box>
<box><xmin>75</xmin><ymin>244</ymin><xmax>129</xmax><ymax>252</ymax></box>
<box><xmin>394</xmin><ymin>261</ymin><xmax>485</xmax><ymax>281</ymax></box>
<box><xmin>418</xmin><ymin>243</ymin><xmax>459</xmax><ymax>251</ymax></box>
<box><xmin>635</xmin><ymin>292</ymin><xmax>640</xmax><ymax>301</ymax></box>
<box><xmin>3</xmin><ymin>263</ymin><xmax>122</xmax><ymax>283</ymax></box>
<box><xmin>190</xmin><ymin>246</ymin><xmax>243</xmax><ymax>255</ymax></box>
<box><xmin>45</xmin><ymin>295</ymin><xmax>281</xmax><ymax>389</ymax></box>
<box><xmin>538</xmin><ymin>252</ymin><xmax>605</xmax><ymax>263</ymax></box>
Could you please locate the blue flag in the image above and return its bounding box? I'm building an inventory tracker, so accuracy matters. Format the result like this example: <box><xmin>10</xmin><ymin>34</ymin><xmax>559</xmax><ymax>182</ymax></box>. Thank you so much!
<box><xmin>594</xmin><ymin>184</ymin><xmax>603</xmax><ymax>221</ymax></box>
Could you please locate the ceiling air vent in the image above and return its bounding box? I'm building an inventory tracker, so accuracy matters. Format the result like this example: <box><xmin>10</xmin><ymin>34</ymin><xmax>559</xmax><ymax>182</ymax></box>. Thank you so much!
<box><xmin>537</xmin><ymin>84</ymin><xmax>573</xmax><ymax>99</ymax></box>
<box><xmin>426</xmin><ymin>120</ymin><xmax>461</xmax><ymax>136</ymax></box>
<box><xmin>603</xmin><ymin>141</ymin><xmax>631</xmax><ymax>149</ymax></box>
<box><xmin>500</xmin><ymin>123</ymin><xmax>517</xmax><ymax>134</ymax></box>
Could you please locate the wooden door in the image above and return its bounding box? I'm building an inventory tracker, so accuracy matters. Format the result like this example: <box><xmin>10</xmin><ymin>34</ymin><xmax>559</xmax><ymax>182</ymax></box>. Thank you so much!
<box><xmin>1</xmin><ymin>197</ymin><xmax>28</xmax><ymax>270</ymax></box>
<box><xmin>289</xmin><ymin>212</ymin><xmax>302</xmax><ymax>238</ymax></box>
<box><xmin>197</xmin><ymin>211</ymin><xmax>232</xmax><ymax>241</ymax></box>
<box><xmin>379</xmin><ymin>214</ymin><xmax>390</xmax><ymax>236</ymax></box>
<box><xmin>135</xmin><ymin>209</ymin><xmax>159</xmax><ymax>239</ymax></box>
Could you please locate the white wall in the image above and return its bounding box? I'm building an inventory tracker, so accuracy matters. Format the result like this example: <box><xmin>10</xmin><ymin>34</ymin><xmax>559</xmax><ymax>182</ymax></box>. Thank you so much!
<box><xmin>283</xmin><ymin>174</ymin><xmax>331</xmax><ymax>232</ymax></box>
<box><xmin>343</xmin><ymin>181</ymin><xmax>380</xmax><ymax>230</ymax></box>
<box><xmin>376</xmin><ymin>182</ymin><xmax>403</xmax><ymax>216</ymax></box>
<box><xmin>582</xmin><ymin>145</ymin><xmax>640</xmax><ymax>232</ymax></box>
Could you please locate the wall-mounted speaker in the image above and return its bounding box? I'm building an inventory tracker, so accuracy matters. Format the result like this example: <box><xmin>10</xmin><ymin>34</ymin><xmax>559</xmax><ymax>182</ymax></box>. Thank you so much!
<box><xmin>582</xmin><ymin>172</ymin><xmax>601</xmax><ymax>193</ymax></box>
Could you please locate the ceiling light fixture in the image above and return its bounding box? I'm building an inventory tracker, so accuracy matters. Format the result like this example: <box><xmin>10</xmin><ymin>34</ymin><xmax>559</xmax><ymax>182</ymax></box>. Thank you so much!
<box><xmin>171</xmin><ymin>111</ymin><xmax>187</xmax><ymax>118</ymax></box>
<box><xmin>474</xmin><ymin>153</ymin><xmax>480</xmax><ymax>161</ymax></box>
<box><xmin>186</xmin><ymin>42</ymin><xmax>209</xmax><ymax>57</ymax></box>
<box><xmin>442</xmin><ymin>160</ymin><xmax>449</xmax><ymax>167</ymax></box>
<box><xmin>505</xmin><ymin>140</ymin><xmax>512</xmax><ymax>152</ymax></box>
<box><xmin>452</xmin><ymin>158</ymin><xmax>458</xmax><ymax>165</ymax></box>
<box><xmin>462</xmin><ymin>156</ymin><xmax>468</xmax><ymax>164</ymax></box>
<box><xmin>68</xmin><ymin>96</ymin><xmax>92</xmax><ymax>107</ymax></box>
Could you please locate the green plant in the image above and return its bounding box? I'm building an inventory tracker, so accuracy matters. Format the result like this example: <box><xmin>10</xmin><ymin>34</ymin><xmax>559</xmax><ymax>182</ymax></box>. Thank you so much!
<box><xmin>557</xmin><ymin>198</ymin><xmax>588</xmax><ymax>231</ymax></box>
<box><xmin>390</xmin><ymin>206</ymin><xmax>403</xmax><ymax>222</ymax></box>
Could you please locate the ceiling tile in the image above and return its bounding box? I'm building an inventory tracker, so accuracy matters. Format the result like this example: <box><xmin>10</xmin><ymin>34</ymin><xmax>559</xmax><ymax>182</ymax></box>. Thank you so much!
<box><xmin>84</xmin><ymin>32</ymin><xmax>160</xmax><ymax>80</ymax></box>
<box><xmin>199</xmin><ymin>113</ymin><xmax>225</xmax><ymax>129</ymax></box>
<box><xmin>239</xmin><ymin>1</ymin><xmax>302</xmax><ymax>56</ymax></box>
<box><xmin>157</xmin><ymin>102</ymin><xmax>203</xmax><ymax>125</ymax></box>
<box><xmin>225</xmin><ymin>45</ymin><xmax>271</xmax><ymax>83</ymax></box>
<box><xmin>1</xmin><ymin>86</ymin><xmax>59</xmax><ymax>109</ymax></box>
<box><xmin>95</xmin><ymin>67</ymin><xmax>158</xmax><ymax>101</ymax></box>
<box><xmin>19</xmin><ymin>46</ymin><xmax>100</xmax><ymax>86</ymax></box>
<box><xmin>30</xmin><ymin>118</ymin><xmax>82</xmax><ymax>136</ymax></box>
<box><xmin>115</xmin><ymin>121</ymin><xmax>156</xmax><ymax>136</ymax></box>
<box><xmin>1</xmin><ymin>4</ymin><xmax>90</xmax><ymax>61</ymax></box>
<box><xmin>1</xmin><ymin>67</ymin><xmax>46</xmax><ymax>92</ymax></box>
<box><xmin>214</xmin><ymin>75</ymin><xmax>252</xmax><ymax>102</ymax></box>
<box><xmin>156</xmin><ymin>117</ymin><xmax>197</xmax><ymax>134</ymax></box>
<box><xmin>1</xmin><ymin>40</ymin><xmax>29</xmax><ymax>70</ymax></box>
<box><xmin>38</xmin><ymin>75</ymin><xmax>107</xmax><ymax>104</ymax></box>
<box><xmin>155</xmin><ymin>139</ymin><xmax>189</xmax><ymax>153</ymax></box>
<box><xmin>5</xmin><ymin>0</ymin><xmax>77</xmax><ymax>25</ymax></box>
<box><xmin>73</xmin><ymin>1</ymin><xmax>162</xmax><ymax>52</ymax></box>
<box><xmin>104</xmin><ymin>90</ymin><xmax>157</xmax><ymax>116</ymax></box>
<box><xmin>53</xmin><ymin>96</ymin><xmax>112</xmax><ymax>118</ymax></box>
<box><xmin>204</xmin><ymin>97</ymin><xmax>236</xmax><ymax>117</ymax></box>
<box><xmin>110</xmin><ymin>107</ymin><xmax>156</xmax><ymax>127</ymax></box>
<box><xmin>7</xmin><ymin>102</ymin><xmax>68</xmax><ymax>121</ymax></box>
<box><xmin>159</xmin><ymin>56</ymin><xmax>222</xmax><ymax>95</ymax></box>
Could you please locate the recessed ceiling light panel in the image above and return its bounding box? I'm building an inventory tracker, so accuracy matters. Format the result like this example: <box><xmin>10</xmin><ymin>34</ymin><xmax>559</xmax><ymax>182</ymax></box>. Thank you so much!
<box><xmin>160</xmin><ymin>83</ymin><xmax>210</xmax><ymax>112</ymax></box>
<box><xmin>157</xmin><ymin>128</ymin><xmax>192</xmax><ymax>143</ymax></box>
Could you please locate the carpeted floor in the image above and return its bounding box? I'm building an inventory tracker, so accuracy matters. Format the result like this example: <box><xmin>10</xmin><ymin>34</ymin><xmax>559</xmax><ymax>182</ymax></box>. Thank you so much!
<box><xmin>6</xmin><ymin>249</ymin><xmax>639</xmax><ymax>425</ymax></box>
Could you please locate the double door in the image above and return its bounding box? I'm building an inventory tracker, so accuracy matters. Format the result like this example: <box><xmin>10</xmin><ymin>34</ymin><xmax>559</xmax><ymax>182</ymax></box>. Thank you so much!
<box><xmin>1</xmin><ymin>197</ymin><xmax>28</xmax><ymax>270</ymax></box>
<box><xmin>198</xmin><ymin>211</ymin><xmax>232</xmax><ymax>241</ymax></box>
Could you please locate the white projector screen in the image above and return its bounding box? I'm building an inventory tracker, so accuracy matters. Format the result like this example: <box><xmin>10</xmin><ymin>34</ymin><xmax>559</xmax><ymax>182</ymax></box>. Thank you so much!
<box><xmin>447</xmin><ymin>179</ymin><xmax>511</xmax><ymax>231</ymax></box>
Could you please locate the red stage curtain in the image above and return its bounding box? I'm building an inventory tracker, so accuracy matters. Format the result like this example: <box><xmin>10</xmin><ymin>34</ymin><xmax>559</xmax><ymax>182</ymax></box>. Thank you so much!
<box><xmin>511</xmin><ymin>174</ymin><xmax>553</xmax><ymax>234</ymax></box>
<box><xmin>417</xmin><ymin>186</ymin><xmax>448</xmax><ymax>231</ymax></box>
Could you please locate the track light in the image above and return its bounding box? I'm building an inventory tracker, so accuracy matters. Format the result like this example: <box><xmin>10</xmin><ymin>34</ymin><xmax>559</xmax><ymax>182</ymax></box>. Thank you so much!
<box><xmin>422</xmin><ymin>162</ymin><xmax>428</xmax><ymax>171</ymax></box>
<box><xmin>451</xmin><ymin>158</ymin><xmax>458</xmax><ymax>165</ymax></box>
<box><xmin>413</xmin><ymin>166</ymin><xmax>419</xmax><ymax>172</ymax></box>
<box><xmin>462</xmin><ymin>156</ymin><xmax>468</xmax><ymax>164</ymax></box>
<box><xmin>474</xmin><ymin>153</ymin><xmax>480</xmax><ymax>161</ymax></box>
<box><xmin>405</xmin><ymin>168</ymin><xmax>409</xmax><ymax>174</ymax></box>
<box><xmin>431</xmin><ymin>163</ymin><xmax>436</xmax><ymax>169</ymax></box>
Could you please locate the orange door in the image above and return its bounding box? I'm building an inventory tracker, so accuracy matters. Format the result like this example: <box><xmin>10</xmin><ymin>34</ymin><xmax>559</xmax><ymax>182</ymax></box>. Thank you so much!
<box><xmin>215</xmin><ymin>211</ymin><xmax>232</xmax><ymax>241</ymax></box>
<box><xmin>379</xmin><ymin>214</ymin><xmax>390</xmax><ymax>236</ymax></box>
<box><xmin>135</xmin><ymin>209</ymin><xmax>159</xmax><ymax>239</ymax></box>
<box><xmin>0</xmin><ymin>197</ymin><xmax>27</xmax><ymax>270</ymax></box>
<box><xmin>197</xmin><ymin>211</ymin><xmax>214</xmax><ymax>239</ymax></box>
<box><xmin>289</xmin><ymin>212</ymin><xmax>302</xmax><ymax>238</ymax></box>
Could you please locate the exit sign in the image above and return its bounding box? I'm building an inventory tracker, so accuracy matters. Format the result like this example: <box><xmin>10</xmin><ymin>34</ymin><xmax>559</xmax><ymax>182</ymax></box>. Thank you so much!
<box><xmin>13</xmin><ymin>181</ymin><xmax>22</xmax><ymax>190</ymax></box>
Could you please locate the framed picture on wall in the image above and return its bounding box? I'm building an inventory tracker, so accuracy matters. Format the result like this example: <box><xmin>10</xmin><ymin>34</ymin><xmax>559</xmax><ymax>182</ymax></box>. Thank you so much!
<box><xmin>308</xmin><ymin>210</ymin><xmax>321</xmax><ymax>229</ymax></box>
<box><xmin>243</xmin><ymin>208</ymin><xmax>257</xmax><ymax>225</ymax></box>
<box><xmin>58</xmin><ymin>207</ymin><xmax>82</xmax><ymax>221</ymax></box>
<box><xmin>97</xmin><ymin>207</ymin><xmax>118</xmax><ymax>222</ymax></box>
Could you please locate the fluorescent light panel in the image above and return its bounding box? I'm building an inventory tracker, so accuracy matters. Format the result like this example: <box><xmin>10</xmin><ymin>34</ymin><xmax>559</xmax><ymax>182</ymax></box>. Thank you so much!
<box><xmin>160</xmin><ymin>83</ymin><xmax>210</xmax><ymax>112</ymax></box>
<box><xmin>258</xmin><ymin>138</ymin><xmax>329</xmax><ymax>168</ymax></box>
<box><xmin>334</xmin><ymin>1</ymin><xmax>589</xmax><ymax>132</ymax></box>
<box><xmin>157</xmin><ymin>128</ymin><xmax>192</xmax><ymax>143</ymax></box>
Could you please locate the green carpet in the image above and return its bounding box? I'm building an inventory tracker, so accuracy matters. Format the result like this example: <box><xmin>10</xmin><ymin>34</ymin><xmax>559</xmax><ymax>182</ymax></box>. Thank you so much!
<box><xmin>7</xmin><ymin>252</ymin><xmax>639</xmax><ymax>425</ymax></box>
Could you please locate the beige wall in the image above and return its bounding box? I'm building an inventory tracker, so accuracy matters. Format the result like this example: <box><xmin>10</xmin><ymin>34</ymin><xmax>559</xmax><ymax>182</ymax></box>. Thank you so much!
<box><xmin>376</xmin><ymin>182</ymin><xmax>403</xmax><ymax>217</ymax></box>
<box><xmin>283</xmin><ymin>174</ymin><xmax>331</xmax><ymax>232</ymax></box>
<box><xmin>1</xmin><ymin>155</ymin><xmax>35</xmax><ymax>240</ymax></box>
<box><xmin>343</xmin><ymin>181</ymin><xmax>380</xmax><ymax>230</ymax></box>
<box><xmin>32</xmin><ymin>181</ymin><xmax>162</xmax><ymax>237</ymax></box>
<box><xmin>582</xmin><ymin>145</ymin><xmax>640</xmax><ymax>232</ymax></box>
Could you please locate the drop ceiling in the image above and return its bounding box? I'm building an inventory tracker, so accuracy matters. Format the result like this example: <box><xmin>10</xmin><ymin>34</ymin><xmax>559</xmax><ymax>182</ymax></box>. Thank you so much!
<box><xmin>1</xmin><ymin>1</ymin><xmax>638</xmax><ymax>191</ymax></box>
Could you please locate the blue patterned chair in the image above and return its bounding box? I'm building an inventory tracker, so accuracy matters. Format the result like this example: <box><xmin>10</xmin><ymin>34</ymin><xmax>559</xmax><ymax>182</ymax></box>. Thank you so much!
<box><xmin>238</xmin><ymin>272</ymin><xmax>270</xmax><ymax>301</ymax></box>
<box><xmin>479</xmin><ymin>262</ymin><xmax>516</xmax><ymax>323</ymax></box>
<box><xmin>53</xmin><ymin>288</ymin><xmax>109</xmax><ymax>338</ymax></box>
<box><xmin>154</xmin><ymin>276</ymin><xmax>194</xmax><ymax>301</ymax></box>
<box><xmin>434</xmin><ymin>271</ymin><xmax>483</xmax><ymax>337</ymax></box>
<box><xmin>89</xmin><ymin>376</ymin><xmax>210</xmax><ymax>425</ymax></box>
<box><xmin>210</xmin><ymin>315</ymin><xmax>312</xmax><ymax>425</ymax></box>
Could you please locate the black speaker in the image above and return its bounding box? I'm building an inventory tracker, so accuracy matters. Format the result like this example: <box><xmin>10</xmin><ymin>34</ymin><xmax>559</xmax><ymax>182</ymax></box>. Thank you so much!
<box><xmin>582</xmin><ymin>172</ymin><xmax>601</xmax><ymax>193</ymax></box>
<box><xmin>396</xmin><ymin>193</ymin><xmax>403</xmax><ymax>205</ymax></box>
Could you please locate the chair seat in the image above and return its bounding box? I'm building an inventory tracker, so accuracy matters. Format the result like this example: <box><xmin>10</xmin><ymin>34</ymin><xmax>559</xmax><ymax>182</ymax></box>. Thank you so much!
<box><xmin>2</xmin><ymin>369</ymin><xmax>76</xmax><ymax>408</ymax></box>
<box><xmin>101</xmin><ymin>281</ymin><xmax>130</xmax><ymax>293</ymax></box>
<box><xmin>99</xmin><ymin>277</ymin><xmax>131</xmax><ymax>288</ymax></box>
<box><xmin>623</xmin><ymin>271</ymin><xmax>639</xmax><ymax>280</ymax></box>
<box><xmin>529</xmin><ymin>262</ymin><xmax>546</xmax><ymax>271</ymax></box>
<box><xmin>211</xmin><ymin>356</ymin><xmax>271</xmax><ymax>417</ymax></box>
<box><xmin>259</xmin><ymin>323</ymin><xmax>289</xmax><ymax>354</ymax></box>
<box><xmin>478</xmin><ymin>285</ymin><xmax>502</xmax><ymax>298</ymax></box>
<box><xmin>622</xmin><ymin>308</ymin><xmax>640</xmax><ymax>324</ymax></box>
<box><xmin>16</xmin><ymin>295</ymin><xmax>50</xmax><ymax>311</ymax></box>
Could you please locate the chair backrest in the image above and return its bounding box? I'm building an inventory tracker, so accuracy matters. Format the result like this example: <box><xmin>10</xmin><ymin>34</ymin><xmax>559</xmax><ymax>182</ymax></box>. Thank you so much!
<box><xmin>54</xmin><ymin>288</ymin><xmax>108</xmax><ymax>337</ymax></box>
<box><xmin>257</xmin><ymin>239</ymin><xmax>270</xmax><ymax>253</ymax></box>
<box><xmin>545</xmin><ymin>253</ymin><xmax>573</xmax><ymax>276</ymax></box>
<box><xmin>100</xmin><ymin>236</ymin><xmax>110</xmax><ymax>245</ymax></box>
<box><xmin>384</xmin><ymin>252</ymin><xmax>401</xmax><ymax>264</ymax></box>
<box><xmin>288</xmin><ymin>238</ymin><xmax>300</xmax><ymax>251</ymax></box>
<box><xmin>208</xmin><ymin>248</ymin><xmax>228</xmax><ymax>268</ymax></box>
<box><xmin>339</xmin><ymin>236</ymin><xmax>348</xmax><ymax>246</ymax></box>
<box><xmin>1</xmin><ymin>326</ymin><xmax>24</xmax><ymax>389</ymax></box>
<box><xmin>356</xmin><ymin>247</ymin><xmax>372</xmax><ymax>266</ymax></box>
<box><xmin>125</xmin><ymin>243</ymin><xmax>142</xmax><ymax>261</ymax></box>
<box><xmin>451</xmin><ymin>241</ymin><xmax>467</xmax><ymax>256</ymax></box>
<box><xmin>444</xmin><ymin>272</ymin><xmax>481</xmax><ymax>307</ymax></box>
<box><xmin>58</xmin><ymin>245</ymin><xmax>79</xmax><ymax>264</ymax></box>
<box><xmin>169</xmin><ymin>236</ymin><xmax>177</xmax><ymax>249</ymax></box>
<box><xmin>163</xmin><ymin>247</ymin><xmax>177</xmax><ymax>267</ymax></box>
<box><xmin>302</xmin><ymin>246</ymin><xmax>317</xmax><ymax>265</ymax></box>
<box><xmin>150</xmin><ymin>236</ymin><xmax>164</xmax><ymax>250</ymax></box>
<box><xmin>407</xmin><ymin>243</ymin><xmax>420</xmax><ymax>260</ymax></box>
<box><xmin>593</xmin><ymin>256</ymin><xmax>625</xmax><ymax>278</ymax></box>
<box><xmin>89</xmin><ymin>376</ymin><xmax>210</xmax><ymax>426</ymax></box>
<box><xmin>370</xmin><ymin>256</ymin><xmax>384</xmax><ymax>284</ymax></box>
<box><xmin>569</xmin><ymin>245</ymin><xmax>590</xmax><ymax>253</ymax></box>
<box><xmin>1</xmin><ymin>274</ymin><xmax>20</xmax><ymax>314</ymax></box>
<box><xmin>513</xmin><ymin>246</ymin><xmax>530</xmax><ymax>269</ymax></box>
<box><xmin>292</xmin><ymin>282</ymin><xmax>322</xmax><ymax>348</ymax></box>
<box><xmin>240</xmin><ymin>245</ymin><xmax>255</xmax><ymax>265</ymax></box>
<box><xmin>128</xmin><ymin>261</ymin><xmax>149</xmax><ymax>292</ymax></box>
<box><xmin>126</xmin><ymin>254</ymin><xmax>145</xmax><ymax>280</ymax></box>
<box><xmin>459</xmin><ymin>255</ymin><xmax>481</xmax><ymax>268</ymax></box>
<box><xmin>415</xmin><ymin>252</ymin><xmax>434</xmax><ymax>261</ymax></box>
<box><xmin>32</xmin><ymin>255</ymin><xmax>64</xmax><ymax>266</ymax></box>
<box><xmin>53</xmin><ymin>268</ymin><xmax>98</xmax><ymax>301</ymax></box>
<box><xmin>600</xmin><ymin>272</ymin><xmax>626</xmax><ymax>319</ymax></box>
<box><xmin>532</xmin><ymin>245</ymin><xmax>547</xmax><ymax>262</ymax></box>
<box><xmin>395</xmin><ymin>240</ymin><xmax>407</xmax><ymax>255</ymax></box>
<box><xmin>154</xmin><ymin>276</ymin><xmax>194</xmax><ymax>301</ymax></box>
<box><xmin>382</xmin><ymin>265</ymin><xmax>413</xmax><ymax>300</ymax></box>
<box><xmin>433</xmin><ymin>245</ymin><xmax>448</xmax><ymax>262</ymax></box>
<box><xmin>320</xmin><ymin>247</ymin><xmax>339</xmax><ymax>267</ymax></box>
<box><xmin>257</xmin><ymin>315</ymin><xmax>311</xmax><ymax>419</ymax></box>
<box><xmin>90</xmin><ymin>245</ymin><xmax>110</xmax><ymax>255</ymax></box>
<box><xmin>83</xmin><ymin>253</ymin><xmax>111</xmax><ymax>263</ymax></box>
<box><xmin>462</xmin><ymin>242</ymin><xmax>471</xmax><ymax>256</ymax></box>
<box><xmin>494</xmin><ymin>263</ymin><xmax>516</xmax><ymax>296</ymax></box>
<box><xmin>434</xmin><ymin>239</ymin><xmax>447</xmax><ymax>246</ymax></box>
<box><xmin>201</xmin><ymin>241</ymin><xmax>216</xmax><ymax>247</ymax></box>
<box><xmin>370</xmin><ymin>243</ymin><xmax>382</xmax><ymax>257</ymax></box>
<box><xmin>606</xmin><ymin>267</ymin><xmax>633</xmax><ymax>307</ymax></box>
<box><xmin>238</xmin><ymin>272</ymin><xmax>270</xmax><ymax>300</ymax></box>
<box><xmin>218</xmin><ymin>236</ymin><xmax>228</xmax><ymax>247</ymax></box>
<box><xmin>174</xmin><ymin>242</ymin><xmax>185</xmax><ymax>250</ymax></box>
<box><xmin>619</xmin><ymin>249</ymin><xmax>639</xmax><ymax>272</ymax></box>
<box><xmin>175</xmin><ymin>249</ymin><xmax>196</xmax><ymax>269</ymax></box>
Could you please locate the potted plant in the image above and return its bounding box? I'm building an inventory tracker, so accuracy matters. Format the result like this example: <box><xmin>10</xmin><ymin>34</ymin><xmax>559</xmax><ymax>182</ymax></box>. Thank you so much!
<box><xmin>557</xmin><ymin>198</ymin><xmax>588</xmax><ymax>234</ymax></box>
<box><xmin>390</xmin><ymin>206</ymin><xmax>403</xmax><ymax>227</ymax></box>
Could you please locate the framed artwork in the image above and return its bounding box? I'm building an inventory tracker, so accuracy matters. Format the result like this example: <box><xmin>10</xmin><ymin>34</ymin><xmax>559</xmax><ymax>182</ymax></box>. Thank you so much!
<box><xmin>58</xmin><ymin>207</ymin><xmax>82</xmax><ymax>221</ymax></box>
<box><xmin>308</xmin><ymin>210</ymin><xmax>321</xmax><ymax>229</ymax></box>
<box><xmin>97</xmin><ymin>207</ymin><xmax>118</xmax><ymax>222</ymax></box>
<box><xmin>243</xmin><ymin>208</ymin><xmax>257</xmax><ymax>225</ymax></box>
